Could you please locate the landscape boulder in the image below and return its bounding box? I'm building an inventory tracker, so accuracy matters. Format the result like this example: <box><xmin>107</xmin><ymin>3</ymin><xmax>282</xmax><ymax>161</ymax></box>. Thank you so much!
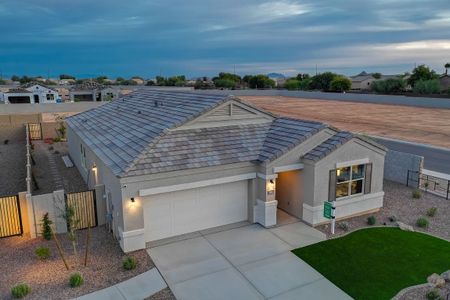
<box><xmin>397</xmin><ymin>221</ymin><xmax>414</xmax><ymax>232</ymax></box>
<box><xmin>427</xmin><ymin>273</ymin><xmax>446</xmax><ymax>288</ymax></box>
<box><xmin>441</xmin><ymin>270</ymin><xmax>450</xmax><ymax>282</ymax></box>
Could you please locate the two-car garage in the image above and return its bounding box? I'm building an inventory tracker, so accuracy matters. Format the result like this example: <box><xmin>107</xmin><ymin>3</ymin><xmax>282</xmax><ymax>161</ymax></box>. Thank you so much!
<box><xmin>143</xmin><ymin>180</ymin><xmax>249</xmax><ymax>242</ymax></box>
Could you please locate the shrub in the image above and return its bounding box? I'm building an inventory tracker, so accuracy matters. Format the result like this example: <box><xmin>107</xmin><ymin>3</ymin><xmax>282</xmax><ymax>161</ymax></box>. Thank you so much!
<box><xmin>41</xmin><ymin>212</ymin><xmax>53</xmax><ymax>240</ymax></box>
<box><xmin>426</xmin><ymin>288</ymin><xmax>441</xmax><ymax>300</ymax></box>
<box><xmin>337</xmin><ymin>221</ymin><xmax>350</xmax><ymax>232</ymax></box>
<box><xmin>330</xmin><ymin>76</ymin><xmax>351</xmax><ymax>92</ymax></box>
<box><xmin>122</xmin><ymin>256</ymin><xmax>137</xmax><ymax>270</ymax></box>
<box><xmin>388</xmin><ymin>215</ymin><xmax>397</xmax><ymax>222</ymax></box>
<box><xmin>53</xmin><ymin>137</ymin><xmax>61</xmax><ymax>143</ymax></box>
<box><xmin>367</xmin><ymin>216</ymin><xmax>376</xmax><ymax>225</ymax></box>
<box><xmin>11</xmin><ymin>283</ymin><xmax>31</xmax><ymax>298</ymax></box>
<box><xmin>426</xmin><ymin>207</ymin><xmax>437</xmax><ymax>217</ymax></box>
<box><xmin>371</xmin><ymin>78</ymin><xmax>405</xmax><ymax>94</ymax></box>
<box><xmin>412</xmin><ymin>189</ymin><xmax>422</xmax><ymax>199</ymax></box>
<box><xmin>69</xmin><ymin>273</ymin><xmax>84</xmax><ymax>288</ymax></box>
<box><xmin>413</xmin><ymin>79</ymin><xmax>440</xmax><ymax>94</ymax></box>
<box><xmin>416</xmin><ymin>217</ymin><xmax>429</xmax><ymax>228</ymax></box>
<box><xmin>35</xmin><ymin>246</ymin><xmax>51</xmax><ymax>260</ymax></box>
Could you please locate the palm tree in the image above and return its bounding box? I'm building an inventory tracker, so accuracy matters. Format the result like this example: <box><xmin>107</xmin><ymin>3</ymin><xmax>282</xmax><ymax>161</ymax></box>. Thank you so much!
<box><xmin>445</xmin><ymin>63</ymin><xmax>450</xmax><ymax>75</ymax></box>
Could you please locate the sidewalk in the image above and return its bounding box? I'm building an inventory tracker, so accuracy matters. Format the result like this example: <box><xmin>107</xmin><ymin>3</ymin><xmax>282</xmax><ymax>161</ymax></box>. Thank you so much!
<box><xmin>74</xmin><ymin>268</ymin><xmax>167</xmax><ymax>300</ymax></box>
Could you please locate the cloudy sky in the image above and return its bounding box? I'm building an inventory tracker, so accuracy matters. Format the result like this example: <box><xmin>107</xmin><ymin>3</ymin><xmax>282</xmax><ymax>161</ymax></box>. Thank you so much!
<box><xmin>1</xmin><ymin>0</ymin><xmax>449</xmax><ymax>78</ymax></box>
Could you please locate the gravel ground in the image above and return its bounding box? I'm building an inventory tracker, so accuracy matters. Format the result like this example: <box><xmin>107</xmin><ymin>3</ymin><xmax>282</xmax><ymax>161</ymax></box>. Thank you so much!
<box><xmin>146</xmin><ymin>288</ymin><xmax>176</xmax><ymax>300</ymax></box>
<box><xmin>0</xmin><ymin>225</ymin><xmax>153</xmax><ymax>300</ymax></box>
<box><xmin>0</xmin><ymin>126</ymin><xmax>26</xmax><ymax>195</ymax></box>
<box><xmin>398</xmin><ymin>282</ymin><xmax>450</xmax><ymax>300</ymax></box>
<box><xmin>32</xmin><ymin>141</ymin><xmax>87</xmax><ymax>195</ymax></box>
<box><xmin>317</xmin><ymin>180</ymin><xmax>450</xmax><ymax>241</ymax></box>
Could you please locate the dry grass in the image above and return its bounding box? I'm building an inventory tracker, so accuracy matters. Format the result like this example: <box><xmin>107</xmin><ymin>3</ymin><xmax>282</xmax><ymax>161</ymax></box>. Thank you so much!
<box><xmin>243</xmin><ymin>96</ymin><xmax>450</xmax><ymax>148</ymax></box>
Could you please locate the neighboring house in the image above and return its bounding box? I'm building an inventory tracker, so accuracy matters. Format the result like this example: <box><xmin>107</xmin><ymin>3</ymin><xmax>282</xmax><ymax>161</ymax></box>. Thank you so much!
<box><xmin>131</xmin><ymin>77</ymin><xmax>145</xmax><ymax>85</ymax></box>
<box><xmin>2</xmin><ymin>83</ymin><xmax>60</xmax><ymax>104</ymax></box>
<box><xmin>69</xmin><ymin>81</ymin><xmax>119</xmax><ymax>102</ymax></box>
<box><xmin>439</xmin><ymin>75</ymin><xmax>450</xmax><ymax>91</ymax></box>
<box><xmin>66</xmin><ymin>90</ymin><xmax>386</xmax><ymax>252</ymax></box>
<box><xmin>59</xmin><ymin>79</ymin><xmax>76</xmax><ymax>85</ymax></box>
<box><xmin>350</xmin><ymin>75</ymin><xmax>376</xmax><ymax>90</ymax></box>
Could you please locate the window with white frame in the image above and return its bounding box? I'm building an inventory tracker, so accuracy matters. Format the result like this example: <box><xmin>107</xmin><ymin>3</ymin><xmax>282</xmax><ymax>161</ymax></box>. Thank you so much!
<box><xmin>335</xmin><ymin>164</ymin><xmax>365</xmax><ymax>198</ymax></box>
<box><xmin>46</xmin><ymin>94</ymin><xmax>55</xmax><ymax>101</ymax></box>
<box><xmin>80</xmin><ymin>144</ymin><xmax>87</xmax><ymax>170</ymax></box>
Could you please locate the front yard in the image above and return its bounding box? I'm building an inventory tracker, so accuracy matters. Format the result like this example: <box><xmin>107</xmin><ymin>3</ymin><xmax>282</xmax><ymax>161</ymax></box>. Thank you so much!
<box><xmin>0</xmin><ymin>226</ymin><xmax>153</xmax><ymax>300</ymax></box>
<box><xmin>293</xmin><ymin>228</ymin><xmax>450</xmax><ymax>300</ymax></box>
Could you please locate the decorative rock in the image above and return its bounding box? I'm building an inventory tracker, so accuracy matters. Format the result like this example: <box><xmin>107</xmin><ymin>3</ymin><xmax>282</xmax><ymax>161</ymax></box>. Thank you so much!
<box><xmin>441</xmin><ymin>270</ymin><xmax>450</xmax><ymax>282</ymax></box>
<box><xmin>397</xmin><ymin>221</ymin><xmax>414</xmax><ymax>232</ymax></box>
<box><xmin>427</xmin><ymin>273</ymin><xmax>446</xmax><ymax>288</ymax></box>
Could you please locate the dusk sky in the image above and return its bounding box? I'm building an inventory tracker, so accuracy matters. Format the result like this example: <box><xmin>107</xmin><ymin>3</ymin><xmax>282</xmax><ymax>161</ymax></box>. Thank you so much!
<box><xmin>1</xmin><ymin>0</ymin><xmax>449</xmax><ymax>78</ymax></box>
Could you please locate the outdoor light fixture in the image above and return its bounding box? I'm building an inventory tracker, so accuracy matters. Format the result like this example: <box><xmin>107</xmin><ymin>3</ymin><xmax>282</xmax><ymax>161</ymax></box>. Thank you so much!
<box><xmin>337</xmin><ymin>169</ymin><xmax>341</xmax><ymax>176</ymax></box>
<box><xmin>267</xmin><ymin>179</ymin><xmax>275</xmax><ymax>195</ymax></box>
<box><xmin>130</xmin><ymin>197</ymin><xmax>135</xmax><ymax>203</ymax></box>
<box><xmin>92</xmin><ymin>164</ymin><xmax>97</xmax><ymax>172</ymax></box>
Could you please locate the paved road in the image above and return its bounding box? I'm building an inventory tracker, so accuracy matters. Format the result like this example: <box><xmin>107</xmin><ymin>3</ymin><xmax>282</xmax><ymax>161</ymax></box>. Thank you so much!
<box><xmin>374</xmin><ymin>137</ymin><xmax>450</xmax><ymax>174</ymax></box>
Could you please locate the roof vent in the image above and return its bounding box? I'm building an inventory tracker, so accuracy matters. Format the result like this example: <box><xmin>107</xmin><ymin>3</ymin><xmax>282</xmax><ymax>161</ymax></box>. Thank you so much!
<box><xmin>154</xmin><ymin>100</ymin><xmax>159</xmax><ymax>107</ymax></box>
<box><xmin>137</xmin><ymin>110</ymin><xmax>141</xmax><ymax>114</ymax></box>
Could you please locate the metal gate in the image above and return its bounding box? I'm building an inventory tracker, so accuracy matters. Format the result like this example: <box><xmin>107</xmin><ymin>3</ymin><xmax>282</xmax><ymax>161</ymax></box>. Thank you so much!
<box><xmin>66</xmin><ymin>190</ymin><xmax>98</xmax><ymax>230</ymax></box>
<box><xmin>28</xmin><ymin>123</ymin><xmax>42</xmax><ymax>140</ymax></box>
<box><xmin>0</xmin><ymin>195</ymin><xmax>23</xmax><ymax>238</ymax></box>
<box><xmin>407</xmin><ymin>169</ymin><xmax>450</xmax><ymax>200</ymax></box>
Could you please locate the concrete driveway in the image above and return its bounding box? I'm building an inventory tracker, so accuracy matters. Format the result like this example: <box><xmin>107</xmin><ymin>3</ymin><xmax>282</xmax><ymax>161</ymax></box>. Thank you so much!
<box><xmin>147</xmin><ymin>222</ymin><xmax>352</xmax><ymax>300</ymax></box>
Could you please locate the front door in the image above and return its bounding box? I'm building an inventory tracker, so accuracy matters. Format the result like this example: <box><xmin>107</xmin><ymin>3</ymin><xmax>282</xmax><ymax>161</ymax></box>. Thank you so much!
<box><xmin>34</xmin><ymin>94</ymin><xmax>40</xmax><ymax>103</ymax></box>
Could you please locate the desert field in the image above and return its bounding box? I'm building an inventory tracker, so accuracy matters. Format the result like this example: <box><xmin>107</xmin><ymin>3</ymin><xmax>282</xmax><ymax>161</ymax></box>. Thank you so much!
<box><xmin>242</xmin><ymin>96</ymin><xmax>450</xmax><ymax>149</ymax></box>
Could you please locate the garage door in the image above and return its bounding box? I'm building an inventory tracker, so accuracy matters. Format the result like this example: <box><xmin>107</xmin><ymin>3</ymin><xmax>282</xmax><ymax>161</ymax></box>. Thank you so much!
<box><xmin>144</xmin><ymin>180</ymin><xmax>248</xmax><ymax>242</ymax></box>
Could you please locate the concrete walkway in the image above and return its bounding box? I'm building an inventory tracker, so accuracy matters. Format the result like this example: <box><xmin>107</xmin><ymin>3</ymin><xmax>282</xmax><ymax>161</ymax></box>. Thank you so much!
<box><xmin>74</xmin><ymin>268</ymin><xmax>167</xmax><ymax>300</ymax></box>
<box><xmin>148</xmin><ymin>222</ymin><xmax>352</xmax><ymax>300</ymax></box>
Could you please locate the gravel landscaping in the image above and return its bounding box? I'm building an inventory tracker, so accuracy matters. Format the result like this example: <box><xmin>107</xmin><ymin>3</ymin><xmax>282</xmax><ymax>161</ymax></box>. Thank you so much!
<box><xmin>397</xmin><ymin>282</ymin><xmax>450</xmax><ymax>300</ymax></box>
<box><xmin>146</xmin><ymin>288</ymin><xmax>176</xmax><ymax>300</ymax></box>
<box><xmin>318</xmin><ymin>180</ymin><xmax>450</xmax><ymax>241</ymax></box>
<box><xmin>0</xmin><ymin>126</ymin><xmax>26</xmax><ymax>195</ymax></box>
<box><xmin>32</xmin><ymin>141</ymin><xmax>87</xmax><ymax>195</ymax></box>
<box><xmin>0</xmin><ymin>225</ymin><xmax>153</xmax><ymax>300</ymax></box>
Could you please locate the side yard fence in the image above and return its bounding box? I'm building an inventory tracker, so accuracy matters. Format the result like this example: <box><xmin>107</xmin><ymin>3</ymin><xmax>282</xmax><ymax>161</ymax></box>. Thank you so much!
<box><xmin>407</xmin><ymin>169</ymin><xmax>450</xmax><ymax>200</ymax></box>
<box><xmin>384</xmin><ymin>149</ymin><xmax>423</xmax><ymax>185</ymax></box>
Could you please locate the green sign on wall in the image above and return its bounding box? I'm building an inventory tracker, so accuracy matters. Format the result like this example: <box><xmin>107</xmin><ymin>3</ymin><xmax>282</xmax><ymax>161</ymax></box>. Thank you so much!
<box><xmin>323</xmin><ymin>202</ymin><xmax>332</xmax><ymax>219</ymax></box>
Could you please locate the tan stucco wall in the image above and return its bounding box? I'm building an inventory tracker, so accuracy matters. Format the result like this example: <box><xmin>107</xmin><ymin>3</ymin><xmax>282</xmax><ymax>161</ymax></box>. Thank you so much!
<box><xmin>276</xmin><ymin>170</ymin><xmax>303</xmax><ymax>218</ymax></box>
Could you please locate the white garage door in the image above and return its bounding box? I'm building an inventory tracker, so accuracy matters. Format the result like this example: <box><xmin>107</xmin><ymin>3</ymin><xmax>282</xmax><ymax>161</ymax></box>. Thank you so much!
<box><xmin>143</xmin><ymin>180</ymin><xmax>248</xmax><ymax>242</ymax></box>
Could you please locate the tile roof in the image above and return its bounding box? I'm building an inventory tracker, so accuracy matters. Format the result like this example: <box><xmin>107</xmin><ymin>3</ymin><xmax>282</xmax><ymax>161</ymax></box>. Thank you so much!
<box><xmin>66</xmin><ymin>90</ymin><xmax>231</xmax><ymax>176</ymax></box>
<box><xmin>302</xmin><ymin>132</ymin><xmax>386</xmax><ymax>162</ymax></box>
<box><xmin>258</xmin><ymin>118</ymin><xmax>326</xmax><ymax>163</ymax></box>
<box><xmin>5</xmin><ymin>88</ymin><xmax>32</xmax><ymax>93</ymax></box>
<box><xmin>67</xmin><ymin>90</ymin><xmax>344</xmax><ymax>177</ymax></box>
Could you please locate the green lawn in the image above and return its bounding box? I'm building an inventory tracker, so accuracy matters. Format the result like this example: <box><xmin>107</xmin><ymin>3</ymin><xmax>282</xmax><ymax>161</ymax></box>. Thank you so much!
<box><xmin>292</xmin><ymin>228</ymin><xmax>450</xmax><ymax>300</ymax></box>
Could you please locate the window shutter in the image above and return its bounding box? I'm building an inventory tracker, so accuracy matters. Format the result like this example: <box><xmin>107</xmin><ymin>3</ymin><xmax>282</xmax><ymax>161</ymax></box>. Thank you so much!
<box><xmin>328</xmin><ymin>169</ymin><xmax>336</xmax><ymax>201</ymax></box>
<box><xmin>364</xmin><ymin>163</ymin><xmax>373</xmax><ymax>194</ymax></box>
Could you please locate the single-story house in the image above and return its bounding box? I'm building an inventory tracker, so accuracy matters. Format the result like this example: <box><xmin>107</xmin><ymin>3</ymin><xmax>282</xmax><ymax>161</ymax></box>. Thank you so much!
<box><xmin>439</xmin><ymin>75</ymin><xmax>450</xmax><ymax>91</ymax></box>
<box><xmin>350</xmin><ymin>75</ymin><xmax>376</xmax><ymax>90</ymax></box>
<box><xmin>66</xmin><ymin>90</ymin><xmax>386</xmax><ymax>252</ymax></box>
<box><xmin>69</xmin><ymin>81</ymin><xmax>119</xmax><ymax>102</ymax></box>
<box><xmin>2</xmin><ymin>83</ymin><xmax>60</xmax><ymax>104</ymax></box>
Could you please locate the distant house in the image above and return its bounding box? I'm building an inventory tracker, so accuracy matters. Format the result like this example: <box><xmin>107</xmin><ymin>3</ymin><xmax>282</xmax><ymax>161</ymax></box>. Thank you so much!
<box><xmin>131</xmin><ymin>77</ymin><xmax>145</xmax><ymax>85</ymax></box>
<box><xmin>268</xmin><ymin>73</ymin><xmax>286</xmax><ymax>87</ymax></box>
<box><xmin>350</xmin><ymin>74</ymin><xmax>376</xmax><ymax>91</ymax></box>
<box><xmin>59</xmin><ymin>79</ymin><xmax>76</xmax><ymax>85</ymax></box>
<box><xmin>2</xmin><ymin>83</ymin><xmax>60</xmax><ymax>104</ymax></box>
<box><xmin>69</xmin><ymin>81</ymin><xmax>119</xmax><ymax>102</ymax></box>
<box><xmin>439</xmin><ymin>75</ymin><xmax>450</xmax><ymax>91</ymax></box>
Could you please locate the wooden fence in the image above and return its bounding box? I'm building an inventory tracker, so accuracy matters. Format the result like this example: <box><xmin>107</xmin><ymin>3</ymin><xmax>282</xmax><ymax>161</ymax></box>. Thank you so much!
<box><xmin>66</xmin><ymin>190</ymin><xmax>97</xmax><ymax>230</ymax></box>
<box><xmin>0</xmin><ymin>195</ymin><xmax>23</xmax><ymax>238</ymax></box>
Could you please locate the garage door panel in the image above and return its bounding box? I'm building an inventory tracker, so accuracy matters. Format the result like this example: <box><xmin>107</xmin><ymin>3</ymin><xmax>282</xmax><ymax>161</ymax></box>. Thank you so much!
<box><xmin>144</xmin><ymin>181</ymin><xmax>248</xmax><ymax>242</ymax></box>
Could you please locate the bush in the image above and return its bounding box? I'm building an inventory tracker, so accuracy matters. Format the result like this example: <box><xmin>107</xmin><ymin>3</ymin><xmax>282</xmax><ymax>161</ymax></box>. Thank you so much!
<box><xmin>426</xmin><ymin>207</ymin><xmax>437</xmax><ymax>217</ymax></box>
<box><xmin>416</xmin><ymin>217</ymin><xmax>429</xmax><ymax>228</ymax></box>
<box><xmin>371</xmin><ymin>78</ymin><xmax>405</xmax><ymax>94</ymax></box>
<box><xmin>413</xmin><ymin>79</ymin><xmax>440</xmax><ymax>94</ymax></box>
<box><xmin>122</xmin><ymin>256</ymin><xmax>137</xmax><ymax>270</ymax></box>
<box><xmin>69</xmin><ymin>273</ymin><xmax>84</xmax><ymax>288</ymax></box>
<box><xmin>367</xmin><ymin>216</ymin><xmax>376</xmax><ymax>225</ymax></box>
<box><xmin>426</xmin><ymin>288</ymin><xmax>441</xmax><ymax>300</ymax></box>
<box><xmin>412</xmin><ymin>189</ymin><xmax>422</xmax><ymax>199</ymax></box>
<box><xmin>337</xmin><ymin>221</ymin><xmax>350</xmax><ymax>232</ymax></box>
<box><xmin>35</xmin><ymin>247</ymin><xmax>51</xmax><ymax>260</ymax></box>
<box><xmin>284</xmin><ymin>79</ymin><xmax>301</xmax><ymax>90</ymax></box>
<box><xmin>11</xmin><ymin>283</ymin><xmax>31</xmax><ymax>298</ymax></box>
<box><xmin>52</xmin><ymin>137</ymin><xmax>61</xmax><ymax>143</ymax></box>
<box><xmin>41</xmin><ymin>212</ymin><xmax>53</xmax><ymax>240</ymax></box>
<box><xmin>330</xmin><ymin>76</ymin><xmax>351</xmax><ymax>92</ymax></box>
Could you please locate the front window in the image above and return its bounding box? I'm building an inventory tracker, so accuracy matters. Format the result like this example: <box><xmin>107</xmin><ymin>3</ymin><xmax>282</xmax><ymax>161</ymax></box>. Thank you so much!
<box><xmin>336</xmin><ymin>164</ymin><xmax>365</xmax><ymax>198</ymax></box>
<box><xmin>46</xmin><ymin>94</ymin><xmax>55</xmax><ymax>100</ymax></box>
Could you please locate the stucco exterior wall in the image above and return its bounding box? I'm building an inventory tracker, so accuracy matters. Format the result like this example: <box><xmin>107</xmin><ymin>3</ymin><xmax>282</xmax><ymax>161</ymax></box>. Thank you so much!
<box><xmin>67</xmin><ymin>127</ymin><xmax>123</xmax><ymax>238</ymax></box>
<box><xmin>384</xmin><ymin>149</ymin><xmax>423</xmax><ymax>184</ymax></box>
<box><xmin>302</xmin><ymin>139</ymin><xmax>385</xmax><ymax>225</ymax></box>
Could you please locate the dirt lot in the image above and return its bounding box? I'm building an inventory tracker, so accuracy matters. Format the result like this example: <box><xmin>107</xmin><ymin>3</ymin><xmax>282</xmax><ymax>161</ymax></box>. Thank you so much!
<box><xmin>242</xmin><ymin>96</ymin><xmax>450</xmax><ymax>148</ymax></box>
<box><xmin>0</xmin><ymin>226</ymin><xmax>153</xmax><ymax>300</ymax></box>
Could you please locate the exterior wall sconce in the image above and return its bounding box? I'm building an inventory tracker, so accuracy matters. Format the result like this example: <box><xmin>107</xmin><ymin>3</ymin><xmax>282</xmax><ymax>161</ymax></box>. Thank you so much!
<box><xmin>130</xmin><ymin>197</ymin><xmax>135</xmax><ymax>203</ymax></box>
<box><xmin>267</xmin><ymin>179</ymin><xmax>275</xmax><ymax>195</ymax></box>
<box><xmin>92</xmin><ymin>164</ymin><xmax>97</xmax><ymax>172</ymax></box>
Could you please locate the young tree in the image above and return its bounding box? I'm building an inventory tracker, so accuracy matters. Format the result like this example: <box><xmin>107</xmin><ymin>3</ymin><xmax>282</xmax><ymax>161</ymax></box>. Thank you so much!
<box><xmin>41</xmin><ymin>212</ymin><xmax>53</xmax><ymax>240</ymax></box>
<box><xmin>63</xmin><ymin>205</ymin><xmax>80</xmax><ymax>256</ymax></box>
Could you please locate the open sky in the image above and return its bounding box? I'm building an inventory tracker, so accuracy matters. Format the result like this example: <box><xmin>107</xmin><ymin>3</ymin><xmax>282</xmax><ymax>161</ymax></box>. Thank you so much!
<box><xmin>1</xmin><ymin>0</ymin><xmax>449</xmax><ymax>78</ymax></box>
